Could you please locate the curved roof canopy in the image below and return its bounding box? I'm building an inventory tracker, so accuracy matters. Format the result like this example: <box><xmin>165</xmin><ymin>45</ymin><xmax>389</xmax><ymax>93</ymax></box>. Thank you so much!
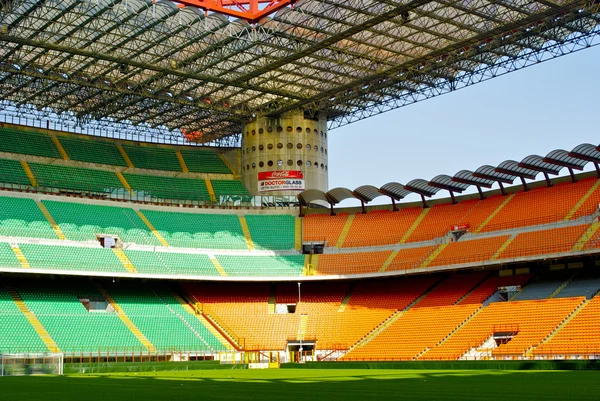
<box><xmin>0</xmin><ymin>0</ymin><xmax>599</xmax><ymax>141</ymax></box>
<box><xmin>299</xmin><ymin>142</ymin><xmax>600</xmax><ymax>209</ymax></box>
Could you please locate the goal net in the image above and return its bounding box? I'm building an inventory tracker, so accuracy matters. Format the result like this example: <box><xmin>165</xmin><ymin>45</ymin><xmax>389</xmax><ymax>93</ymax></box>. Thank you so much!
<box><xmin>0</xmin><ymin>353</ymin><xmax>64</xmax><ymax>376</ymax></box>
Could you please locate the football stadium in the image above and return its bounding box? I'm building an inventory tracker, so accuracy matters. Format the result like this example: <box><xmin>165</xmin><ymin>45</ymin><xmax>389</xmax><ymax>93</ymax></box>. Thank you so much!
<box><xmin>0</xmin><ymin>0</ymin><xmax>600</xmax><ymax>398</ymax></box>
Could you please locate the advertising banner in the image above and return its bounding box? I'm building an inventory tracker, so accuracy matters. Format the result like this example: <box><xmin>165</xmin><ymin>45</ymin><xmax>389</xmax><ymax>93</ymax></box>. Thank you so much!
<box><xmin>258</xmin><ymin>170</ymin><xmax>305</xmax><ymax>192</ymax></box>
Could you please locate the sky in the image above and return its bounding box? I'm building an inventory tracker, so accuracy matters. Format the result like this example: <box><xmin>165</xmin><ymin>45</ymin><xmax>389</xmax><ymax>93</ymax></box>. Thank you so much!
<box><xmin>326</xmin><ymin>44</ymin><xmax>600</xmax><ymax>206</ymax></box>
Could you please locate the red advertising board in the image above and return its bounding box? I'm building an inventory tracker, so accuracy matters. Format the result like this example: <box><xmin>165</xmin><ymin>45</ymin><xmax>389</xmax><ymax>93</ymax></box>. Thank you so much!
<box><xmin>258</xmin><ymin>170</ymin><xmax>305</xmax><ymax>192</ymax></box>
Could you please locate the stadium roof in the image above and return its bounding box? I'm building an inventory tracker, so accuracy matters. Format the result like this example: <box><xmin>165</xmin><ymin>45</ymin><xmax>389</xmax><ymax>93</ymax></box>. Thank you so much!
<box><xmin>1</xmin><ymin>0</ymin><xmax>599</xmax><ymax>143</ymax></box>
<box><xmin>298</xmin><ymin>142</ymin><xmax>600</xmax><ymax>210</ymax></box>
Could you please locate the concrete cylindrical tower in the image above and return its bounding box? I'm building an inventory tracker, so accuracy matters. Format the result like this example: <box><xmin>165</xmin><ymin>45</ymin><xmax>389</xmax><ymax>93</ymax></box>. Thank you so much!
<box><xmin>241</xmin><ymin>111</ymin><xmax>328</xmax><ymax>196</ymax></box>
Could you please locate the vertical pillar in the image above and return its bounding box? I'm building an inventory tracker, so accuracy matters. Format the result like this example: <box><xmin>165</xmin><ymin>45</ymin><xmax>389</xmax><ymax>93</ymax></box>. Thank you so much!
<box><xmin>241</xmin><ymin>111</ymin><xmax>328</xmax><ymax>196</ymax></box>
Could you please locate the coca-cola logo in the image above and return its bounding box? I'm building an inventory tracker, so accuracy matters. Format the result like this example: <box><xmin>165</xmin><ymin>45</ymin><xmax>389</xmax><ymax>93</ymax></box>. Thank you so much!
<box><xmin>271</xmin><ymin>171</ymin><xmax>291</xmax><ymax>177</ymax></box>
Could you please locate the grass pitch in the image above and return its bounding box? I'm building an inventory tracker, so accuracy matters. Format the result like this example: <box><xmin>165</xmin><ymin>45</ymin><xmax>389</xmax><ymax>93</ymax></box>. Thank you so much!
<box><xmin>2</xmin><ymin>369</ymin><xmax>599</xmax><ymax>401</ymax></box>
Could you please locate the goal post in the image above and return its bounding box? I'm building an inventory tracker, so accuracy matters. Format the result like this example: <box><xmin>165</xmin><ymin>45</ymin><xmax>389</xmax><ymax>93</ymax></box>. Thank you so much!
<box><xmin>0</xmin><ymin>353</ymin><xmax>64</xmax><ymax>376</ymax></box>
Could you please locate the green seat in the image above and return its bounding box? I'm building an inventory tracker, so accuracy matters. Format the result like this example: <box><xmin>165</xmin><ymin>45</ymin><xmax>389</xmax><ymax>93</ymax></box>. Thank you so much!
<box><xmin>0</xmin><ymin>128</ymin><xmax>61</xmax><ymax>158</ymax></box>
<box><xmin>121</xmin><ymin>145</ymin><xmax>181</xmax><ymax>171</ymax></box>
<box><xmin>59</xmin><ymin>136</ymin><xmax>127</xmax><ymax>166</ymax></box>
<box><xmin>181</xmin><ymin>149</ymin><xmax>232</xmax><ymax>174</ymax></box>
<box><xmin>20</xmin><ymin>244</ymin><xmax>127</xmax><ymax>273</ymax></box>
<box><xmin>29</xmin><ymin>163</ymin><xmax>123</xmax><ymax>194</ymax></box>
<box><xmin>216</xmin><ymin>255</ymin><xmax>304</xmax><ymax>276</ymax></box>
<box><xmin>124</xmin><ymin>173</ymin><xmax>210</xmax><ymax>202</ymax></box>
<box><xmin>0</xmin><ymin>196</ymin><xmax>58</xmax><ymax>239</ymax></box>
<box><xmin>245</xmin><ymin>214</ymin><xmax>296</xmax><ymax>250</ymax></box>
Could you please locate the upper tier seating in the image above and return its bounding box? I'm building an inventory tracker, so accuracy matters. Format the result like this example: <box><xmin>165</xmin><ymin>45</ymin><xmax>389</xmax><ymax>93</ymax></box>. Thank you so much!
<box><xmin>480</xmin><ymin>179</ymin><xmax>598</xmax><ymax>232</ymax></box>
<box><xmin>216</xmin><ymin>255</ymin><xmax>305</xmax><ymax>276</ymax></box>
<box><xmin>342</xmin><ymin>209</ymin><xmax>423</xmax><ymax>247</ymax></box>
<box><xmin>29</xmin><ymin>163</ymin><xmax>122</xmax><ymax>193</ymax></box>
<box><xmin>316</xmin><ymin>251</ymin><xmax>393</xmax><ymax>275</ymax></box>
<box><xmin>533</xmin><ymin>295</ymin><xmax>600</xmax><ymax>356</ymax></box>
<box><xmin>17</xmin><ymin>281</ymin><xmax>143</xmax><ymax>352</ymax></box>
<box><xmin>302</xmin><ymin>213</ymin><xmax>349</xmax><ymax>246</ymax></box>
<box><xmin>429</xmin><ymin>236</ymin><xmax>510</xmax><ymax>267</ymax></box>
<box><xmin>422</xmin><ymin>297</ymin><xmax>583</xmax><ymax>360</ymax></box>
<box><xmin>416</xmin><ymin>273</ymin><xmax>488</xmax><ymax>308</ymax></box>
<box><xmin>211</xmin><ymin>180</ymin><xmax>251</xmax><ymax>200</ymax></box>
<box><xmin>180</xmin><ymin>149</ymin><xmax>232</xmax><ymax>174</ymax></box>
<box><xmin>245</xmin><ymin>215</ymin><xmax>296</xmax><ymax>250</ymax></box>
<box><xmin>343</xmin><ymin>304</ymin><xmax>481</xmax><ymax>361</ymax></box>
<box><xmin>124</xmin><ymin>173</ymin><xmax>210</xmax><ymax>202</ymax></box>
<box><xmin>497</xmin><ymin>225</ymin><xmax>588</xmax><ymax>260</ymax></box>
<box><xmin>141</xmin><ymin>210</ymin><xmax>247</xmax><ymax>249</ymax></box>
<box><xmin>41</xmin><ymin>200</ymin><xmax>161</xmax><ymax>245</ymax></box>
<box><xmin>459</xmin><ymin>274</ymin><xmax>532</xmax><ymax>305</ymax></box>
<box><xmin>0</xmin><ymin>159</ymin><xmax>30</xmax><ymax>186</ymax></box>
<box><xmin>0</xmin><ymin>127</ymin><xmax>61</xmax><ymax>158</ymax></box>
<box><xmin>107</xmin><ymin>283</ymin><xmax>224</xmax><ymax>351</ymax></box>
<box><xmin>58</xmin><ymin>136</ymin><xmax>127</xmax><ymax>166</ymax></box>
<box><xmin>0</xmin><ymin>287</ymin><xmax>49</xmax><ymax>352</ymax></box>
<box><xmin>406</xmin><ymin>197</ymin><xmax>505</xmax><ymax>243</ymax></box>
<box><xmin>124</xmin><ymin>250</ymin><xmax>218</xmax><ymax>276</ymax></box>
<box><xmin>19</xmin><ymin>244</ymin><xmax>127</xmax><ymax>273</ymax></box>
<box><xmin>386</xmin><ymin>246</ymin><xmax>435</xmax><ymax>271</ymax></box>
<box><xmin>121</xmin><ymin>145</ymin><xmax>181</xmax><ymax>171</ymax></box>
<box><xmin>0</xmin><ymin>196</ymin><xmax>58</xmax><ymax>239</ymax></box>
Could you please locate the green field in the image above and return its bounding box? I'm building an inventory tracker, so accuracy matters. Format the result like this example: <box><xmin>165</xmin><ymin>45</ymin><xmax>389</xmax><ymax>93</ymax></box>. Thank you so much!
<box><xmin>2</xmin><ymin>369</ymin><xmax>600</xmax><ymax>401</ymax></box>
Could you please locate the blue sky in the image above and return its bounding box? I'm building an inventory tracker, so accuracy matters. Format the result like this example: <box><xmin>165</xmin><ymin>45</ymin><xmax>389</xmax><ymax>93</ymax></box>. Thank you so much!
<box><xmin>327</xmin><ymin>44</ymin><xmax>600</xmax><ymax>205</ymax></box>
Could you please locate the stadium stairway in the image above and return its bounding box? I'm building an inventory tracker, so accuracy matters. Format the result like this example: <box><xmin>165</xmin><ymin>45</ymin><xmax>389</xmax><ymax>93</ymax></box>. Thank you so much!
<box><xmin>571</xmin><ymin>221</ymin><xmax>600</xmax><ymax>251</ymax></box>
<box><xmin>95</xmin><ymin>283</ymin><xmax>156</xmax><ymax>352</ymax></box>
<box><xmin>473</xmin><ymin>194</ymin><xmax>516</xmax><ymax>233</ymax></box>
<box><xmin>419</xmin><ymin>243</ymin><xmax>449</xmax><ymax>268</ymax></box>
<box><xmin>400</xmin><ymin>208</ymin><xmax>430</xmax><ymax>243</ymax></box>
<box><xmin>19</xmin><ymin>160</ymin><xmax>37</xmax><ymax>187</ymax></box>
<box><xmin>10</xmin><ymin>244</ymin><xmax>30</xmax><ymax>268</ymax></box>
<box><xmin>50</xmin><ymin>135</ymin><xmax>70</xmax><ymax>160</ymax></box>
<box><xmin>489</xmin><ymin>234</ymin><xmax>517</xmax><ymax>260</ymax></box>
<box><xmin>36</xmin><ymin>201</ymin><xmax>66</xmax><ymax>240</ymax></box>
<box><xmin>175</xmin><ymin>150</ymin><xmax>189</xmax><ymax>173</ymax></box>
<box><xmin>169</xmin><ymin>290</ymin><xmax>235</xmax><ymax>351</ymax></box>
<box><xmin>204</xmin><ymin>179</ymin><xmax>217</xmax><ymax>202</ymax></box>
<box><xmin>238</xmin><ymin>216</ymin><xmax>255</xmax><ymax>250</ymax></box>
<box><xmin>524</xmin><ymin>297</ymin><xmax>589</xmax><ymax>357</ymax></box>
<box><xmin>336</xmin><ymin>214</ymin><xmax>355</xmax><ymax>247</ymax></box>
<box><xmin>564</xmin><ymin>179</ymin><xmax>600</xmax><ymax>220</ymax></box>
<box><xmin>208</xmin><ymin>255</ymin><xmax>228</xmax><ymax>276</ymax></box>
<box><xmin>116</xmin><ymin>144</ymin><xmax>135</xmax><ymax>168</ymax></box>
<box><xmin>112</xmin><ymin>249</ymin><xmax>137</xmax><ymax>273</ymax></box>
<box><xmin>5</xmin><ymin>286</ymin><xmax>60</xmax><ymax>352</ymax></box>
<box><xmin>135</xmin><ymin>211</ymin><xmax>169</xmax><ymax>246</ymax></box>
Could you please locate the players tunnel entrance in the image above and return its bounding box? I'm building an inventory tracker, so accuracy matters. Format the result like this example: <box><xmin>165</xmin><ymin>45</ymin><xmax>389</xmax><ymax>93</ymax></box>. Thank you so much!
<box><xmin>288</xmin><ymin>341</ymin><xmax>315</xmax><ymax>363</ymax></box>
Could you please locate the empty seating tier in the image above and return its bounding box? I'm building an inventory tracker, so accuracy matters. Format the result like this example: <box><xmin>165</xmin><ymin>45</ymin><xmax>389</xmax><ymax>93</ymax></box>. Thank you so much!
<box><xmin>211</xmin><ymin>180</ymin><xmax>251</xmax><ymax>200</ymax></box>
<box><xmin>121</xmin><ymin>145</ymin><xmax>181</xmax><ymax>171</ymax></box>
<box><xmin>302</xmin><ymin>213</ymin><xmax>349</xmax><ymax>246</ymax></box>
<box><xmin>245</xmin><ymin>215</ymin><xmax>296</xmax><ymax>250</ymax></box>
<box><xmin>534</xmin><ymin>296</ymin><xmax>600</xmax><ymax>356</ymax></box>
<box><xmin>124</xmin><ymin>250</ymin><xmax>218</xmax><ymax>276</ymax></box>
<box><xmin>215</xmin><ymin>255</ymin><xmax>304</xmax><ymax>276</ymax></box>
<box><xmin>386</xmin><ymin>246</ymin><xmax>435</xmax><ymax>271</ymax></box>
<box><xmin>422</xmin><ymin>297</ymin><xmax>583</xmax><ymax>360</ymax></box>
<box><xmin>124</xmin><ymin>173</ymin><xmax>210</xmax><ymax>202</ymax></box>
<box><xmin>0</xmin><ymin>243</ymin><xmax>20</xmax><ymax>268</ymax></box>
<box><xmin>42</xmin><ymin>201</ymin><xmax>161</xmax><ymax>245</ymax></box>
<box><xmin>0</xmin><ymin>159</ymin><xmax>30</xmax><ymax>186</ymax></box>
<box><xmin>0</xmin><ymin>196</ymin><xmax>58</xmax><ymax>239</ymax></box>
<box><xmin>29</xmin><ymin>163</ymin><xmax>122</xmax><ymax>193</ymax></box>
<box><xmin>0</xmin><ymin>288</ymin><xmax>49</xmax><ymax>352</ymax></box>
<box><xmin>344</xmin><ymin>304</ymin><xmax>481</xmax><ymax>361</ymax></box>
<box><xmin>342</xmin><ymin>209</ymin><xmax>423</xmax><ymax>247</ymax></box>
<box><xmin>20</xmin><ymin>244</ymin><xmax>127</xmax><ymax>273</ymax></box>
<box><xmin>142</xmin><ymin>210</ymin><xmax>247</xmax><ymax>249</ymax></box>
<box><xmin>316</xmin><ymin>251</ymin><xmax>392</xmax><ymax>275</ymax></box>
<box><xmin>406</xmin><ymin>198</ymin><xmax>504</xmax><ymax>243</ymax></box>
<box><xmin>180</xmin><ymin>149</ymin><xmax>232</xmax><ymax>174</ymax></box>
<box><xmin>108</xmin><ymin>283</ymin><xmax>224</xmax><ymax>351</ymax></box>
<box><xmin>429</xmin><ymin>236</ymin><xmax>510</xmax><ymax>267</ymax></box>
<box><xmin>0</xmin><ymin>127</ymin><xmax>61</xmax><ymax>158</ymax></box>
<box><xmin>17</xmin><ymin>282</ymin><xmax>143</xmax><ymax>352</ymax></box>
<box><xmin>416</xmin><ymin>273</ymin><xmax>488</xmax><ymax>308</ymax></box>
<box><xmin>459</xmin><ymin>274</ymin><xmax>532</xmax><ymax>305</ymax></box>
<box><xmin>58</xmin><ymin>136</ymin><xmax>127</xmax><ymax>166</ymax></box>
<box><xmin>497</xmin><ymin>225</ymin><xmax>588</xmax><ymax>260</ymax></box>
<box><xmin>481</xmin><ymin>180</ymin><xmax>597</xmax><ymax>232</ymax></box>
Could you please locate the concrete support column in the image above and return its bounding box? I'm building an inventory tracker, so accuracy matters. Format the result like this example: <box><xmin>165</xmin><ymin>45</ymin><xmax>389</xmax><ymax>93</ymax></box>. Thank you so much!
<box><xmin>241</xmin><ymin>111</ymin><xmax>328</xmax><ymax>196</ymax></box>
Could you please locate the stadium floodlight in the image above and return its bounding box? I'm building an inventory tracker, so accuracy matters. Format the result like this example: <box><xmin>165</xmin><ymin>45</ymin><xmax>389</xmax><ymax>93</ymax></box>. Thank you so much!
<box><xmin>0</xmin><ymin>353</ymin><xmax>64</xmax><ymax>376</ymax></box>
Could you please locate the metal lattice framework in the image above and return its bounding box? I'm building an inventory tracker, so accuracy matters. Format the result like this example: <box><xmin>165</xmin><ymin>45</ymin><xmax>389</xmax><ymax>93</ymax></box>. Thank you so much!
<box><xmin>1</xmin><ymin>0</ymin><xmax>599</xmax><ymax>143</ymax></box>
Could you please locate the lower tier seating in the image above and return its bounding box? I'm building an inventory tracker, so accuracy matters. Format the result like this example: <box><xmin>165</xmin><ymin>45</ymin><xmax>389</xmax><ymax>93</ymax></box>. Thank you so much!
<box><xmin>124</xmin><ymin>250</ymin><xmax>219</xmax><ymax>276</ymax></box>
<box><xmin>0</xmin><ymin>287</ymin><xmax>49</xmax><ymax>352</ymax></box>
